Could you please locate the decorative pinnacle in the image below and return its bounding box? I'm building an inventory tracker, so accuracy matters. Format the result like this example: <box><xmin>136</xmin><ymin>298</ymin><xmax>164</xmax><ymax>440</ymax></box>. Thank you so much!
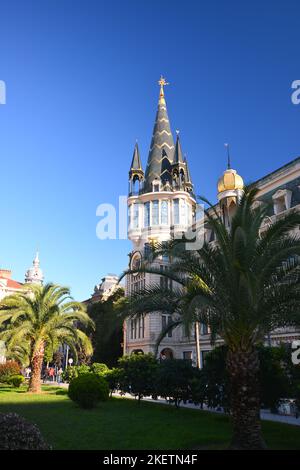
<box><xmin>158</xmin><ymin>76</ymin><xmax>169</xmax><ymax>98</ymax></box>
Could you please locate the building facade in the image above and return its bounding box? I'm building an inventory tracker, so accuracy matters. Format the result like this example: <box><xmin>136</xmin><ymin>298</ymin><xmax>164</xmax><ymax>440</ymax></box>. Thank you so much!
<box><xmin>124</xmin><ymin>78</ymin><xmax>300</xmax><ymax>366</ymax></box>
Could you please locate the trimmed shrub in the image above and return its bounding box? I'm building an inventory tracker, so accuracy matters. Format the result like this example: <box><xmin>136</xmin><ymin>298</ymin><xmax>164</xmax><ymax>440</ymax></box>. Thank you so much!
<box><xmin>68</xmin><ymin>373</ymin><xmax>109</xmax><ymax>408</ymax></box>
<box><xmin>7</xmin><ymin>375</ymin><xmax>25</xmax><ymax>388</ymax></box>
<box><xmin>0</xmin><ymin>413</ymin><xmax>50</xmax><ymax>450</ymax></box>
<box><xmin>0</xmin><ymin>361</ymin><xmax>20</xmax><ymax>383</ymax></box>
<box><xmin>90</xmin><ymin>362</ymin><xmax>109</xmax><ymax>376</ymax></box>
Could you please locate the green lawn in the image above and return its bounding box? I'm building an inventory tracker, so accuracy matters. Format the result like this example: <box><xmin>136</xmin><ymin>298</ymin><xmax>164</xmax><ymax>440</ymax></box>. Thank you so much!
<box><xmin>0</xmin><ymin>385</ymin><xmax>300</xmax><ymax>450</ymax></box>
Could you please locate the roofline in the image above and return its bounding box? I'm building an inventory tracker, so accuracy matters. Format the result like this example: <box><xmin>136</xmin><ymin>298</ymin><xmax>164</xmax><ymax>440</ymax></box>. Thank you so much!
<box><xmin>250</xmin><ymin>156</ymin><xmax>300</xmax><ymax>188</ymax></box>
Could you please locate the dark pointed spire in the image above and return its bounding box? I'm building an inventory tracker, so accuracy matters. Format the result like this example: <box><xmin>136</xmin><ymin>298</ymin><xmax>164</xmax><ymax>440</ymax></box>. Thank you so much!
<box><xmin>130</xmin><ymin>142</ymin><xmax>142</xmax><ymax>170</ymax></box>
<box><xmin>144</xmin><ymin>77</ymin><xmax>175</xmax><ymax>191</ymax></box>
<box><xmin>184</xmin><ymin>156</ymin><xmax>192</xmax><ymax>184</ymax></box>
<box><xmin>224</xmin><ymin>143</ymin><xmax>231</xmax><ymax>169</ymax></box>
<box><xmin>173</xmin><ymin>130</ymin><xmax>184</xmax><ymax>163</ymax></box>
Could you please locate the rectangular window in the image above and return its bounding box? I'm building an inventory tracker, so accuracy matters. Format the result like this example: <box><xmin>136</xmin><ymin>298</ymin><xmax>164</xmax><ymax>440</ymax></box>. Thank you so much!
<box><xmin>161</xmin><ymin>200</ymin><xmax>169</xmax><ymax>225</ymax></box>
<box><xmin>128</xmin><ymin>205</ymin><xmax>132</xmax><ymax>230</ymax></box>
<box><xmin>144</xmin><ymin>202</ymin><xmax>150</xmax><ymax>227</ymax></box>
<box><xmin>201</xmin><ymin>323</ymin><xmax>209</xmax><ymax>335</ymax></box>
<box><xmin>162</xmin><ymin>314</ymin><xmax>172</xmax><ymax>337</ymax></box>
<box><xmin>133</xmin><ymin>203</ymin><xmax>139</xmax><ymax>228</ymax></box>
<box><xmin>138</xmin><ymin>316</ymin><xmax>145</xmax><ymax>338</ymax></box>
<box><xmin>201</xmin><ymin>350</ymin><xmax>210</xmax><ymax>367</ymax></box>
<box><xmin>181</xmin><ymin>199</ymin><xmax>187</xmax><ymax>225</ymax></box>
<box><xmin>183</xmin><ymin>351</ymin><xmax>192</xmax><ymax>362</ymax></box>
<box><xmin>153</xmin><ymin>184</ymin><xmax>159</xmax><ymax>192</ymax></box>
<box><xmin>152</xmin><ymin>200</ymin><xmax>159</xmax><ymax>225</ymax></box>
<box><xmin>173</xmin><ymin>199</ymin><xmax>180</xmax><ymax>224</ymax></box>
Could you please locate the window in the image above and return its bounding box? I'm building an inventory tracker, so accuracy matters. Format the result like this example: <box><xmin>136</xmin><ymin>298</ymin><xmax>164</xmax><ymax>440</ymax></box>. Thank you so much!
<box><xmin>130</xmin><ymin>319</ymin><xmax>137</xmax><ymax>339</ymax></box>
<box><xmin>152</xmin><ymin>200</ymin><xmax>159</xmax><ymax>225</ymax></box>
<box><xmin>128</xmin><ymin>205</ymin><xmax>132</xmax><ymax>230</ymax></box>
<box><xmin>153</xmin><ymin>184</ymin><xmax>160</xmax><ymax>192</ymax></box>
<box><xmin>144</xmin><ymin>202</ymin><xmax>150</xmax><ymax>227</ymax></box>
<box><xmin>201</xmin><ymin>350</ymin><xmax>210</xmax><ymax>367</ymax></box>
<box><xmin>162</xmin><ymin>314</ymin><xmax>173</xmax><ymax>337</ymax></box>
<box><xmin>181</xmin><ymin>199</ymin><xmax>187</xmax><ymax>225</ymax></box>
<box><xmin>138</xmin><ymin>316</ymin><xmax>145</xmax><ymax>338</ymax></box>
<box><xmin>132</xmin><ymin>203</ymin><xmax>139</xmax><ymax>228</ymax></box>
<box><xmin>183</xmin><ymin>351</ymin><xmax>192</xmax><ymax>362</ymax></box>
<box><xmin>201</xmin><ymin>323</ymin><xmax>209</xmax><ymax>335</ymax></box>
<box><xmin>161</xmin><ymin>200</ymin><xmax>169</xmax><ymax>225</ymax></box>
<box><xmin>173</xmin><ymin>199</ymin><xmax>180</xmax><ymax>224</ymax></box>
<box><xmin>144</xmin><ymin>243</ymin><xmax>151</xmax><ymax>259</ymax></box>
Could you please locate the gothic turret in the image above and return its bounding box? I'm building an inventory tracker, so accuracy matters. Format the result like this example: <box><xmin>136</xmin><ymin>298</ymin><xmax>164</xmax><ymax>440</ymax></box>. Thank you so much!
<box><xmin>129</xmin><ymin>142</ymin><xmax>144</xmax><ymax>195</ymax></box>
<box><xmin>25</xmin><ymin>251</ymin><xmax>44</xmax><ymax>285</ymax></box>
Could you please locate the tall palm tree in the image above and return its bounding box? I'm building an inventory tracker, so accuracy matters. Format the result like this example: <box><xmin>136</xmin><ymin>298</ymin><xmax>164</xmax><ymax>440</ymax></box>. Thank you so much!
<box><xmin>0</xmin><ymin>283</ymin><xmax>94</xmax><ymax>393</ymax></box>
<box><xmin>122</xmin><ymin>188</ymin><xmax>300</xmax><ymax>449</ymax></box>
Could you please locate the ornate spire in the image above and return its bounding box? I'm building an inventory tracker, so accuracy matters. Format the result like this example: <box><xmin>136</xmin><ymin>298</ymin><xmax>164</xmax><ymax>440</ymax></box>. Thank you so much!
<box><xmin>25</xmin><ymin>251</ymin><xmax>44</xmax><ymax>285</ymax></box>
<box><xmin>173</xmin><ymin>131</ymin><xmax>184</xmax><ymax>163</ymax></box>
<box><xmin>144</xmin><ymin>76</ymin><xmax>175</xmax><ymax>192</ymax></box>
<box><xmin>130</xmin><ymin>142</ymin><xmax>142</xmax><ymax>171</ymax></box>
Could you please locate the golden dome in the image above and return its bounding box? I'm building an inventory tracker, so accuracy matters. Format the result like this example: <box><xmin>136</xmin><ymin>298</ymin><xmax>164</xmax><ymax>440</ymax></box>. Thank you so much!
<box><xmin>217</xmin><ymin>168</ymin><xmax>244</xmax><ymax>194</ymax></box>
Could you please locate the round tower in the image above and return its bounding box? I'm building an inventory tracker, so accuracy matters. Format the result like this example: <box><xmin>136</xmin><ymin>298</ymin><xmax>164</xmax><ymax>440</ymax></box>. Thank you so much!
<box><xmin>217</xmin><ymin>144</ymin><xmax>244</xmax><ymax>227</ymax></box>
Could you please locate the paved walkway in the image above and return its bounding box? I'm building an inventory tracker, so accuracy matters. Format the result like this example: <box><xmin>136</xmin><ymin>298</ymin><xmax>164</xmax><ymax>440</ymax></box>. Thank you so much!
<box><xmin>46</xmin><ymin>381</ymin><xmax>300</xmax><ymax>427</ymax></box>
<box><xmin>111</xmin><ymin>392</ymin><xmax>300</xmax><ymax>427</ymax></box>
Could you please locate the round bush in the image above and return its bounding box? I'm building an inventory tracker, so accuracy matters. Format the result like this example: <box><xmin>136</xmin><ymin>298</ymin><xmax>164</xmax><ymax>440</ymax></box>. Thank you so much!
<box><xmin>68</xmin><ymin>373</ymin><xmax>109</xmax><ymax>408</ymax></box>
<box><xmin>0</xmin><ymin>413</ymin><xmax>50</xmax><ymax>450</ymax></box>
<box><xmin>0</xmin><ymin>361</ymin><xmax>20</xmax><ymax>383</ymax></box>
<box><xmin>7</xmin><ymin>375</ymin><xmax>25</xmax><ymax>388</ymax></box>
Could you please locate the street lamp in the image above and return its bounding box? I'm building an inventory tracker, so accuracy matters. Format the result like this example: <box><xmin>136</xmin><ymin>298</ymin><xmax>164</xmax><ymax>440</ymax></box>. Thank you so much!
<box><xmin>68</xmin><ymin>358</ymin><xmax>73</xmax><ymax>366</ymax></box>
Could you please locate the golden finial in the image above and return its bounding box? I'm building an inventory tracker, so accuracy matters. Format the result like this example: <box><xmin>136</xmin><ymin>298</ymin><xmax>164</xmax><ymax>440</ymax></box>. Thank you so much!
<box><xmin>158</xmin><ymin>75</ymin><xmax>169</xmax><ymax>98</ymax></box>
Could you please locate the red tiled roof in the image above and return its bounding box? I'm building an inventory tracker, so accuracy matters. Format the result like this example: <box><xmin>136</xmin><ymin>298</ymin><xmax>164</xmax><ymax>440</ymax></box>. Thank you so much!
<box><xmin>0</xmin><ymin>277</ymin><xmax>23</xmax><ymax>289</ymax></box>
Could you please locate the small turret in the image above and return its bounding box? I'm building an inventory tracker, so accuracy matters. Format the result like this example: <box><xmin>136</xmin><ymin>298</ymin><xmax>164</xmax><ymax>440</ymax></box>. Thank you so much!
<box><xmin>25</xmin><ymin>251</ymin><xmax>44</xmax><ymax>285</ymax></box>
<box><xmin>129</xmin><ymin>142</ymin><xmax>144</xmax><ymax>195</ymax></box>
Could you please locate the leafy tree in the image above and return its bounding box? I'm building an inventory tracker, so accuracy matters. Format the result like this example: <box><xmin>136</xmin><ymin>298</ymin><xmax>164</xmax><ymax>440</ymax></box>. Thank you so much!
<box><xmin>122</xmin><ymin>188</ymin><xmax>300</xmax><ymax>449</ymax></box>
<box><xmin>118</xmin><ymin>353</ymin><xmax>158</xmax><ymax>402</ymax></box>
<box><xmin>88</xmin><ymin>288</ymin><xmax>125</xmax><ymax>367</ymax></box>
<box><xmin>0</xmin><ymin>283</ymin><xmax>94</xmax><ymax>393</ymax></box>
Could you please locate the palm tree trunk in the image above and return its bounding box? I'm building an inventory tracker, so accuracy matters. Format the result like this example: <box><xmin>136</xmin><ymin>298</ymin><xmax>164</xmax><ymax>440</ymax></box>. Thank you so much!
<box><xmin>28</xmin><ymin>342</ymin><xmax>45</xmax><ymax>393</ymax></box>
<box><xmin>226</xmin><ymin>347</ymin><xmax>266</xmax><ymax>450</ymax></box>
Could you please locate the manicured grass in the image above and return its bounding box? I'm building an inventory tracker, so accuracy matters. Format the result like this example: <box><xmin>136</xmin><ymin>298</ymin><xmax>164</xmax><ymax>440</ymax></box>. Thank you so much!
<box><xmin>0</xmin><ymin>385</ymin><xmax>300</xmax><ymax>450</ymax></box>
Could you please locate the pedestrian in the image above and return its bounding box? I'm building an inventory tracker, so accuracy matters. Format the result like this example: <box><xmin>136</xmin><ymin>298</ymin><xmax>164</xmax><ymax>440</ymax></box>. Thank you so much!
<box><xmin>57</xmin><ymin>367</ymin><xmax>63</xmax><ymax>384</ymax></box>
<box><xmin>49</xmin><ymin>367</ymin><xmax>55</xmax><ymax>382</ymax></box>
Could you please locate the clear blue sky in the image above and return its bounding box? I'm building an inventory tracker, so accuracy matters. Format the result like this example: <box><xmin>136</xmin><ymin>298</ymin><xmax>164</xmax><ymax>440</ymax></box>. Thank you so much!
<box><xmin>0</xmin><ymin>0</ymin><xmax>299</xmax><ymax>300</ymax></box>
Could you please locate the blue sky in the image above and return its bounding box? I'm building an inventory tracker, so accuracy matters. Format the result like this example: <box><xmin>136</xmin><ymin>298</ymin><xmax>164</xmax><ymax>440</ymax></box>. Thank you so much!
<box><xmin>0</xmin><ymin>0</ymin><xmax>299</xmax><ymax>300</ymax></box>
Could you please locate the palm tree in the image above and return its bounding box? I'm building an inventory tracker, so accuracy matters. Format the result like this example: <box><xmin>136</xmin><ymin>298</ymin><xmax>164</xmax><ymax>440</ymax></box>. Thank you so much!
<box><xmin>122</xmin><ymin>188</ymin><xmax>300</xmax><ymax>449</ymax></box>
<box><xmin>0</xmin><ymin>283</ymin><xmax>94</xmax><ymax>393</ymax></box>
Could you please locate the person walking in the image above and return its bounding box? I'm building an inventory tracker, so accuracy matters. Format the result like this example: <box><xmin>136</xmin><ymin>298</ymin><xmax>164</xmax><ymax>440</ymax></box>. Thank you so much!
<box><xmin>57</xmin><ymin>367</ymin><xmax>63</xmax><ymax>384</ymax></box>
